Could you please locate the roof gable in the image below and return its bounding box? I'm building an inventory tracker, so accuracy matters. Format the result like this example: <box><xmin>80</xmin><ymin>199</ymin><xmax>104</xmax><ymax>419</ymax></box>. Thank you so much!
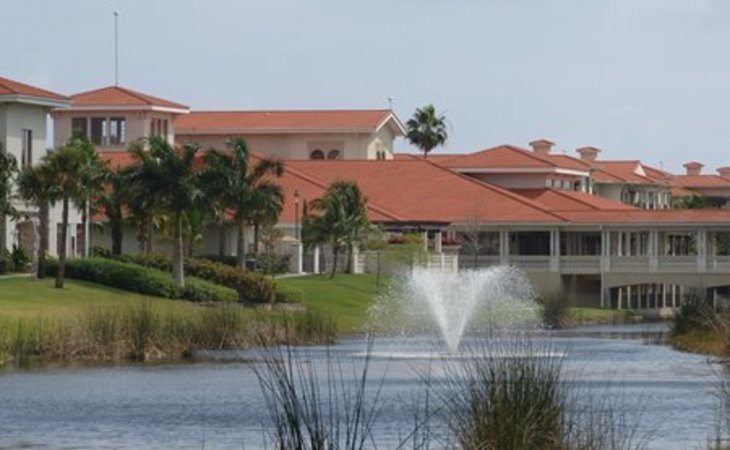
<box><xmin>0</xmin><ymin>76</ymin><xmax>69</xmax><ymax>107</ymax></box>
<box><xmin>69</xmin><ymin>85</ymin><xmax>188</xmax><ymax>112</ymax></box>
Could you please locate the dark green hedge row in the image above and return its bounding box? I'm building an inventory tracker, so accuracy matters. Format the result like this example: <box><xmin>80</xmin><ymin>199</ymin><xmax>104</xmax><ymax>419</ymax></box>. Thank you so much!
<box><xmin>111</xmin><ymin>253</ymin><xmax>277</xmax><ymax>304</ymax></box>
<box><xmin>46</xmin><ymin>258</ymin><xmax>237</xmax><ymax>302</ymax></box>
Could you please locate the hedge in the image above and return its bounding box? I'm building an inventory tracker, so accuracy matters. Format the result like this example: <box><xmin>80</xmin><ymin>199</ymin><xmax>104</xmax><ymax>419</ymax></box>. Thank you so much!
<box><xmin>45</xmin><ymin>258</ymin><xmax>237</xmax><ymax>302</ymax></box>
<box><xmin>111</xmin><ymin>253</ymin><xmax>277</xmax><ymax>304</ymax></box>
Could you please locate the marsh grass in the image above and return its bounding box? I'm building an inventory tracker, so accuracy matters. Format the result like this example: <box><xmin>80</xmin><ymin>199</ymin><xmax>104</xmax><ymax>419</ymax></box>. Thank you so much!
<box><xmin>254</xmin><ymin>338</ymin><xmax>385</xmax><ymax>450</ymax></box>
<box><xmin>0</xmin><ymin>302</ymin><xmax>337</xmax><ymax>367</ymax></box>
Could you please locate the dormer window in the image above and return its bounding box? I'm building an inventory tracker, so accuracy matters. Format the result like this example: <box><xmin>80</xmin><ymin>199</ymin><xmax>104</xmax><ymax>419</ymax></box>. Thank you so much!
<box><xmin>310</xmin><ymin>149</ymin><xmax>324</xmax><ymax>160</ymax></box>
<box><xmin>327</xmin><ymin>149</ymin><xmax>341</xmax><ymax>160</ymax></box>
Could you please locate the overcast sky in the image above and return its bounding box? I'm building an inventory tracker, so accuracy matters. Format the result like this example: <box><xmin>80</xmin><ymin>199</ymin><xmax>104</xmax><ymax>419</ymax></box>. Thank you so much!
<box><xmin>4</xmin><ymin>0</ymin><xmax>730</xmax><ymax>173</ymax></box>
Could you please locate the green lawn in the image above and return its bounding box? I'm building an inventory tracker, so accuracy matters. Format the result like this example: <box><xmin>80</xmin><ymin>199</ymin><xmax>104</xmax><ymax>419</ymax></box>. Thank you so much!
<box><xmin>277</xmin><ymin>274</ymin><xmax>383</xmax><ymax>333</ymax></box>
<box><xmin>0</xmin><ymin>277</ymin><xmax>194</xmax><ymax>323</ymax></box>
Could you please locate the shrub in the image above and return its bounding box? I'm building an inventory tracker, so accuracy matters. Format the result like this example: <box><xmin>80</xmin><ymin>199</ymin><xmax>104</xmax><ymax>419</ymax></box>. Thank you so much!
<box><xmin>198</xmin><ymin>254</ymin><xmax>238</xmax><ymax>267</ymax></box>
<box><xmin>45</xmin><ymin>257</ymin><xmax>236</xmax><ymax>302</ymax></box>
<box><xmin>671</xmin><ymin>294</ymin><xmax>718</xmax><ymax>336</ymax></box>
<box><xmin>10</xmin><ymin>245</ymin><xmax>28</xmax><ymax>272</ymax></box>
<box><xmin>275</xmin><ymin>285</ymin><xmax>304</xmax><ymax>304</ymax></box>
<box><xmin>258</xmin><ymin>252</ymin><xmax>290</xmax><ymax>276</ymax></box>
<box><xmin>110</xmin><ymin>253</ymin><xmax>277</xmax><ymax>304</ymax></box>
<box><xmin>539</xmin><ymin>295</ymin><xmax>570</xmax><ymax>329</ymax></box>
<box><xmin>0</xmin><ymin>250</ymin><xmax>11</xmax><ymax>274</ymax></box>
<box><xmin>183</xmin><ymin>277</ymin><xmax>237</xmax><ymax>302</ymax></box>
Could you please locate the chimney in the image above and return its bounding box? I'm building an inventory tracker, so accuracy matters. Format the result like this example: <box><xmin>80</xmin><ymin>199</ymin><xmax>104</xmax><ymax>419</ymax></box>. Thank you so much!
<box><xmin>717</xmin><ymin>167</ymin><xmax>730</xmax><ymax>178</ymax></box>
<box><xmin>576</xmin><ymin>146</ymin><xmax>601</xmax><ymax>162</ymax></box>
<box><xmin>529</xmin><ymin>139</ymin><xmax>555</xmax><ymax>156</ymax></box>
<box><xmin>683</xmin><ymin>161</ymin><xmax>704</xmax><ymax>176</ymax></box>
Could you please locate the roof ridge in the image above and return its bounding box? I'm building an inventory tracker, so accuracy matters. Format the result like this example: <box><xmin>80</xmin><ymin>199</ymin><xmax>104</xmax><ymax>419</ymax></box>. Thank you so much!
<box><xmin>418</xmin><ymin>158</ymin><xmax>567</xmax><ymax>222</ymax></box>
<box><xmin>188</xmin><ymin>109</ymin><xmax>391</xmax><ymax>114</ymax></box>
<box><xmin>553</xmin><ymin>189</ymin><xmax>640</xmax><ymax>211</ymax></box>
<box><xmin>115</xmin><ymin>85</ymin><xmax>155</xmax><ymax>106</ymax></box>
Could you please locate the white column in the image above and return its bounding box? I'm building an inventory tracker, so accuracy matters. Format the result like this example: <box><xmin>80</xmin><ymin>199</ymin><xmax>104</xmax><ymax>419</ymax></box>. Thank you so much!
<box><xmin>499</xmin><ymin>230</ymin><xmax>509</xmax><ymax>264</ymax></box>
<box><xmin>627</xmin><ymin>285</ymin><xmax>632</xmax><ymax>310</ymax></box>
<box><xmin>697</xmin><ymin>229</ymin><xmax>708</xmax><ymax>272</ymax></box>
<box><xmin>662</xmin><ymin>283</ymin><xmax>667</xmax><ymax>308</ymax></box>
<box><xmin>313</xmin><ymin>246</ymin><xmax>321</xmax><ymax>274</ymax></box>
<box><xmin>618</xmin><ymin>287</ymin><xmax>623</xmax><ymax>310</ymax></box>
<box><xmin>290</xmin><ymin>242</ymin><xmax>303</xmax><ymax>274</ymax></box>
<box><xmin>649</xmin><ymin>229</ymin><xmax>659</xmax><ymax>272</ymax></box>
<box><xmin>434</xmin><ymin>231</ymin><xmax>443</xmax><ymax>254</ymax></box>
<box><xmin>422</xmin><ymin>231</ymin><xmax>429</xmax><ymax>253</ymax></box>
<box><xmin>351</xmin><ymin>246</ymin><xmax>361</xmax><ymax>274</ymax></box>
<box><xmin>549</xmin><ymin>229</ymin><xmax>560</xmax><ymax>272</ymax></box>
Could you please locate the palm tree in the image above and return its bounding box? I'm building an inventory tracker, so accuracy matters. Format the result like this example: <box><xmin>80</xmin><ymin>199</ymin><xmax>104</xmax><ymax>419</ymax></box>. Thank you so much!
<box><xmin>202</xmin><ymin>137</ymin><xmax>284</xmax><ymax>268</ymax></box>
<box><xmin>0</xmin><ymin>143</ymin><xmax>18</xmax><ymax>252</ymax></box>
<box><xmin>249</xmin><ymin>183</ymin><xmax>285</xmax><ymax>255</ymax></box>
<box><xmin>128</xmin><ymin>136</ymin><xmax>203</xmax><ymax>287</ymax></box>
<box><xmin>303</xmin><ymin>181</ymin><xmax>370</xmax><ymax>278</ymax></box>
<box><xmin>74</xmin><ymin>136</ymin><xmax>109</xmax><ymax>257</ymax></box>
<box><xmin>94</xmin><ymin>167</ymin><xmax>131</xmax><ymax>255</ymax></box>
<box><xmin>40</xmin><ymin>139</ymin><xmax>96</xmax><ymax>288</ymax></box>
<box><xmin>17</xmin><ymin>164</ymin><xmax>53</xmax><ymax>279</ymax></box>
<box><xmin>405</xmin><ymin>104</ymin><xmax>448</xmax><ymax>158</ymax></box>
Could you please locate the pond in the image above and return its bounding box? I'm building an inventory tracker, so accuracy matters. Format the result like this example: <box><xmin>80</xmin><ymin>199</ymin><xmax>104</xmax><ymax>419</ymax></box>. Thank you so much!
<box><xmin>0</xmin><ymin>323</ymin><xmax>725</xmax><ymax>449</ymax></box>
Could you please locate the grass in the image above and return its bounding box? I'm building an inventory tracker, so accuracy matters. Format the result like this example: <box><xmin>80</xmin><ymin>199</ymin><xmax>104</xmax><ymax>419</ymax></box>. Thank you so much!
<box><xmin>276</xmin><ymin>274</ymin><xmax>383</xmax><ymax>333</ymax></box>
<box><xmin>0</xmin><ymin>277</ymin><xmax>336</xmax><ymax>366</ymax></box>
<box><xmin>569</xmin><ymin>307</ymin><xmax>636</xmax><ymax>326</ymax></box>
<box><xmin>0</xmin><ymin>277</ymin><xmax>194</xmax><ymax>322</ymax></box>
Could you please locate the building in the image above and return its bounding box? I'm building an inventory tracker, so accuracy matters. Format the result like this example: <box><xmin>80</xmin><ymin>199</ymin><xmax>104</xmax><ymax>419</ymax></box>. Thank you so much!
<box><xmin>0</xmin><ymin>76</ymin><xmax>69</xmax><ymax>255</ymax></box>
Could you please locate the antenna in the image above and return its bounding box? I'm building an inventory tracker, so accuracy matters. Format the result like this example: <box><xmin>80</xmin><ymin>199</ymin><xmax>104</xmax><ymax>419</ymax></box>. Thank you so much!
<box><xmin>113</xmin><ymin>10</ymin><xmax>120</xmax><ymax>86</ymax></box>
<box><xmin>387</xmin><ymin>96</ymin><xmax>394</xmax><ymax>110</ymax></box>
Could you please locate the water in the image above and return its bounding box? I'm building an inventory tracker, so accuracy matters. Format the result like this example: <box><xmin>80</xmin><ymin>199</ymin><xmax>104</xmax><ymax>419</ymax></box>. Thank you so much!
<box><xmin>369</xmin><ymin>266</ymin><xmax>539</xmax><ymax>351</ymax></box>
<box><xmin>0</xmin><ymin>324</ymin><xmax>725</xmax><ymax>449</ymax></box>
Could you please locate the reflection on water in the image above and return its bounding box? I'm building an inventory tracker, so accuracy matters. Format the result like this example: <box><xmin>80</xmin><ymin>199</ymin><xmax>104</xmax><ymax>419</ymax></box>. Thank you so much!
<box><xmin>0</xmin><ymin>323</ymin><xmax>724</xmax><ymax>449</ymax></box>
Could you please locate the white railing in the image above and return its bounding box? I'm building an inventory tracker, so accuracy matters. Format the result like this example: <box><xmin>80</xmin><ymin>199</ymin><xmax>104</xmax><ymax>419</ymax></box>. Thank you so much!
<box><xmin>560</xmin><ymin>256</ymin><xmax>601</xmax><ymax>274</ymax></box>
<box><xmin>610</xmin><ymin>256</ymin><xmax>650</xmax><ymax>272</ymax></box>
<box><xmin>657</xmin><ymin>256</ymin><xmax>697</xmax><ymax>273</ymax></box>
<box><xmin>508</xmin><ymin>255</ymin><xmax>551</xmax><ymax>271</ymax></box>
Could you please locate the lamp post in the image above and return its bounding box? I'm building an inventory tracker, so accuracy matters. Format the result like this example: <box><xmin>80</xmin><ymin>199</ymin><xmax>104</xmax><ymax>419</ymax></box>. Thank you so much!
<box><xmin>294</xmin><ymin>190</ymin><xmax>300</xmax><ymax>241</ymax></box>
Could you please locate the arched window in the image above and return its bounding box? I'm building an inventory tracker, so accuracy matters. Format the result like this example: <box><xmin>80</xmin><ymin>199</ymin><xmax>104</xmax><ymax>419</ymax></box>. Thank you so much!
<box><xmin>327</xmin><ymin>149</ymin><xmax>341</xmax><ymax>160</ymax></box>
<box><xmin>310</xmin><ymin>149</ymin><xmax>324</xmax><ymax>160</ymax></box>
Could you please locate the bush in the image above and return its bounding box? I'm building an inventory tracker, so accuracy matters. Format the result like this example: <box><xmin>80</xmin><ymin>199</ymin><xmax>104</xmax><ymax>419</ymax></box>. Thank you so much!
<box><xmin>198</xmin><ymin>254</ymin><xmax>238</xmax><ymax>267</ymax></box>
<box><xmin>275</xmin><ymin>285</ymin><xmax>304</xmax><ymax>304</ymax></box>
<box><xmin>11</xmin><ymin>245</ymin><xmax>28</xmax><ymax>272</ymax></box>
<box><xmin>45</xmin><ymin>257</ymin><xmax>237</xmax><ymax>302</ymax></box>
<box><xmin>0</xmin><ymin>250</ymin><xmax>11</xmax><ymax>274</ymax></box>
<box><xmin>671</xmin><ymin>294</ymin><xmax>718</xmax><ymax>336</ymax></box>
<box><xmin>110</xmin><ymin>253</ymin><xmax>277</xmax><ymax>304</ymax></box>
<box><xmin>183</xmin><ymin>277</ymin><xmax>237</xmax><ymax>302</ymax></box>
<box><xmin>539</xmin><ymin>295</ymin><xmax>570</xmax><ymax>329</ymax></box>
<box><xmin>258</xmin><ymin>252</ymin><xmax>290</xmax><ymax>276</ymax></box>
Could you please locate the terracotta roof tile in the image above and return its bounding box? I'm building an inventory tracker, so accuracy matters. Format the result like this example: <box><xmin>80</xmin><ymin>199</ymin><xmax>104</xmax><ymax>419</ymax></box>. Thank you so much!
<box><xmin>559</xmin><ymin>209</ymin><xmax>730</xmax><ymax>224</ymax></box>
<box><xmin>671</xmin><ymin>174</ymin><xmax>730</xmax><ymax>188</ymax></box>
<box><xmin>177</xmin><ymin>110</ymin><xmax>402</xmax><ymax>134</ymax></box>
<box><xmin>0</xmin><ymin>76</ymin><xmax>68</xmax><ymax>101</ymax></box>
<box><xmin>284</xmin><ymin>159</ymin><xmax>565</xmax><ymax>224</ymax></box>
<box><xmin>71</xmin><ymin>85</ymin><xmax>188</xmax><ymax>110</ymax></box>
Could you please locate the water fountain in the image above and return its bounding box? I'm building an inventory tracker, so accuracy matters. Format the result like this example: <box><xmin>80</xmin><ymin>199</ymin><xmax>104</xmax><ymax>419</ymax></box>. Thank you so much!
<box><xmin>369</xmin><ymin>266</ymin><xmax>539</xmax><ymax>352</ymax></box>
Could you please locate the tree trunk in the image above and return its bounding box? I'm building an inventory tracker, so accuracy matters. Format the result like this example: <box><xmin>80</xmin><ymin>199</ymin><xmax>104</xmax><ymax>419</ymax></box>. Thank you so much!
<box><xmin>253</xmin><ymin>223</ymin><xmax>260</xmax><ymax>255</ymax></box>
<box><xmin>236</xmin><ymin>219</ymin><xmax>246</xmax><ymax>269</ymax></box>
<box><xmin>146</xmin><ymin>220</ymin><xmax>153</xmax><ymax>254</ymax></box>
<box><xmin>330</xmin><ymin>245</ymin><xmax>339</xmax><ymax>278</ymax></box>
<box><xmin>344</xmin><ymin>241</ymin><xmax>353</xmax><ymax>274</ymax></box>
<box><xmin>37</xmin><ymin>201</ymin><xmax>48</xmax><ymax>279</ymax></box>
<box><xmin>111</xmin><ymin>207</ymin><xmax>123</xmax><ymax>255</ymax></box>
<box><xmin>172</xmin><ymin>212</ymin><xmax>185</xmax><ymax>288</ymax></box>
<box><xmin>55</xmin><ymin>195</ymin><xmax>69</xmax><ymax>289</ymax></box>
<box><xmin>218</xmin><ymin>221</ymin><xmax>226</xmax><ymax>257</ymax></box>
<box><xmin>0</xmin><ymin>213</ymin><xmax>6</xmax><ymax>252</ymax></box>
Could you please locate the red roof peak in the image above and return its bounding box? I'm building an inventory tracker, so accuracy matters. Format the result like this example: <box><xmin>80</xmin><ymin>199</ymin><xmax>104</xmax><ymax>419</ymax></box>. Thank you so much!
<box><xmin>0</xmin><ymin>76</ymin><xmax>68</xmax><ymax>103</ymax></box>
<box><xmin>70</xmin><ymin>85</ymin><xmax>188</xmax><ymax>110</ymax></box>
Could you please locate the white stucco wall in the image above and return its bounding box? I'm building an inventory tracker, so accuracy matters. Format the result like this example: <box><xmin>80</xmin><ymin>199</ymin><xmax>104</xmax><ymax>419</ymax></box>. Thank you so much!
<box><xmin>177</xmin><ymin>129</ymin><xmax>394</xmax><ymax>160</ymax></box>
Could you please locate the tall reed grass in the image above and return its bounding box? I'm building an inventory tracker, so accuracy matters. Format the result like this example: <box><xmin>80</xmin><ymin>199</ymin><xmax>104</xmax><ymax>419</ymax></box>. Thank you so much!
<box><xmin>0</xmin><ymin>302</ymin><xmax>337</xmax><ymax>367</ymax></box>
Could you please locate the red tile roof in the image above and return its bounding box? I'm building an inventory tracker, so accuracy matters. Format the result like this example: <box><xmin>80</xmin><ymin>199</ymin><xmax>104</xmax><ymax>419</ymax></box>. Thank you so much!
<box><xmin>513</xmin><ymin>189</ymin><xmax>638</xmax><ymax>212</ymax></box>
<box><xmin>588</xmin><ymin>160</ymin><xmax>666</xmax><ymax>185</ymax></box>
<box><xmin>671</xmin><ymin>174</ymin><xmax>730</xmax><ymax>189</ymax></box>
<box><xmin>441</xmin><ymin>145</ymin><xmax>590</xmax><ymax>172</ymax></box>
<box><xmin>176</xmin><ymin>110</ymin><xmax>402</xmax><ymax>134</ymax></box>
<box><xmin>284</xmin><ymin>159</ymin><xmax>565</xmax><ymax>224</ymax></box>
<box><xmin>70</xmin><ymin>86</ymin><xmax>188</xmax><ymax>110</ymax></box>
<box><xmin>0</xmin><ymin>76</ymin><xmax>68</xmax><ymax>101</ymax></box>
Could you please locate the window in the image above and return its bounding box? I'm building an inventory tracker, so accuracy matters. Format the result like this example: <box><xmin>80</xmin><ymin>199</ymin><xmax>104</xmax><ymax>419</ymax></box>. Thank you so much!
<box><xmin>310</xmin><ymin>149</ymin><xmax>324</xmax><ymax>160</ymax></box>
<box><xmin>90</xmin><ymin>118</ymin><xmax>106</xmax><ymax>145</ymax></box>
<box><xmin>108</xmin><ymin>117</ymin><xmax>126</xmax><ymax>145</ymax></box>
<box><xmin>21</xmin><ymin>129</ymin><xmax>32</xmax><ymax>168</ymax></box>
<box><xmin>327</xmin><ymin>149</ymin><xmax>340</xmax><ymax>160</ymax></box>
<box><xmin>71</xmin><ymin>118</ymin><xmax>88</xmax><ymax>138</ymax></box>
<box><xmin>150</xmin><ymin>118</ymin><xmax>169</xmax><ymax>139</ymax></box>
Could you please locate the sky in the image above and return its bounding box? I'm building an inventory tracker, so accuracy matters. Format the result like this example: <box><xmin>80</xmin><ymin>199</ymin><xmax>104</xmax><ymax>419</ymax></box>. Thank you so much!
<box><xmin>3</xmin><ymin>0</ymin><xmax>730</xmax><ymax>173</ymax></box>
